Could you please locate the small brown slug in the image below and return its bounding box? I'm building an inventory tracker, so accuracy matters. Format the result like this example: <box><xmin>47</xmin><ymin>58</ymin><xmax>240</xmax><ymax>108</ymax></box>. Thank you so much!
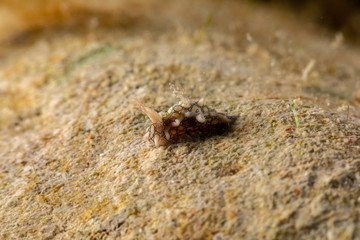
<box><xmin>137</xmin><ymin>98</ymin><xmax>236</xmax><ymax>147</ymax></box>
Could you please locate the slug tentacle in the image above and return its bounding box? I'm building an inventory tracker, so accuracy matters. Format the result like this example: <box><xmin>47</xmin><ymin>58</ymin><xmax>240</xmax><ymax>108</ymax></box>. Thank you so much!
<box><xmin>136</xmin><ymin>98</ymin><xmax>162</xmax><ymax>124</ymax></box>
<box><xmin>137</xmin><ymin>98</ymin><xmax>236</xmax><ymax>147</ymax></box>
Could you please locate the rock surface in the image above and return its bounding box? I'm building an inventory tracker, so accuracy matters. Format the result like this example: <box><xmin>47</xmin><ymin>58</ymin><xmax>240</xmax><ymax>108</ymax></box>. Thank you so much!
<box><xmin>0</xmin><ymin>0</ymin><xmax>360</xmax><ymax>239</ymax></box>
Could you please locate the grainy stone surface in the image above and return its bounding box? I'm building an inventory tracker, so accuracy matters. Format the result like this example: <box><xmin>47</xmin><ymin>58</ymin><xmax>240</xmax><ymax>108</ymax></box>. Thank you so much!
<box><xmin>0</xmin><ymin>0</ymin><xmax>360</xmax><ymax>239</ymax></box>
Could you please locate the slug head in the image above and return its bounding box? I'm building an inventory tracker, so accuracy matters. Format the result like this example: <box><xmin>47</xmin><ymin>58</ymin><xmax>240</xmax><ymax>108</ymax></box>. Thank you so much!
<box><xmin>137</xmin><ymin>99</ymin><xmax>169</xmax><ymax>147</ymax></box>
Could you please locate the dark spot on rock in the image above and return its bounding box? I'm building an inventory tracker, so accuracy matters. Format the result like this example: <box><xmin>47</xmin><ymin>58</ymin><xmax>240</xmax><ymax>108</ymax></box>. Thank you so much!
<box><xmin>329</xmin><ymin>172</ymin><xmax>356</xmax><ymax>189</ymax></box>
<box><xmin>307</xmin><ymin>174</ymin><xmax>317</xmax><ymax>187</ymax></box>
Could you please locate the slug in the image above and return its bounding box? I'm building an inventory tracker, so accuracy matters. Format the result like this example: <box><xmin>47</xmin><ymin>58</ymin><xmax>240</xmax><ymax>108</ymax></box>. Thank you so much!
<box><xmin>137</xmin><ymin>98</ymin><xmax>236</xmax><ymax>147</ymax></box>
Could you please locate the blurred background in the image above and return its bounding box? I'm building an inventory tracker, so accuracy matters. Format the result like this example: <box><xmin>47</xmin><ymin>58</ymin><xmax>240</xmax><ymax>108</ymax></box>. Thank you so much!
<box><xmin>255</xmin><ymin>0</ymin><xmax>360</xmax><ymax>44</ymax></box>
<box><xmin>0</xmin><ymin>0</ymin><xmax>360</xmax><ymax>45</ymax></box>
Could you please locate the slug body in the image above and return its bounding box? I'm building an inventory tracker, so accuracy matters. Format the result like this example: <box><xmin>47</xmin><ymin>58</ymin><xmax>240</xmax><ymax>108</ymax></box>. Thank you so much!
<box><xmin>137</xmin><ymin>99</ymin><xmax>236</xmax><ymax>147</ymax></box>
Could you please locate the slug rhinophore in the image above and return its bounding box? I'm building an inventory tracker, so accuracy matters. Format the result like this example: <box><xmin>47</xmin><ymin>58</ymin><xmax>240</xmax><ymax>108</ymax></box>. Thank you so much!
<box><xmin>137</xmin><ymin>98</ymin><xmax>236</xmax><ymax>147</ymax></box>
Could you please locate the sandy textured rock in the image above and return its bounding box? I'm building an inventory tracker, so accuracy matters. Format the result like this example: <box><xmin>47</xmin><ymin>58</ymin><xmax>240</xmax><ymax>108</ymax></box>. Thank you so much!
<box><xmin>0</xmin><ymin>0</ymin><xmax>360</xmax><ymax>239</ymax></box>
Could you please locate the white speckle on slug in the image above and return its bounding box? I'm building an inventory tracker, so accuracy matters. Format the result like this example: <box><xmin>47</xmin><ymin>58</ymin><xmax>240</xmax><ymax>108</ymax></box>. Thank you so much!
<box><xmin>196</xmin><ymin>114</ymin><xmax>206</xmax><ymax>123</ymax></box>
<box><xmin>174</xmin><ymin>106</ymin><xmax>182</xmax><ymax>111</ymax></box>
<box><xmin>185</xmin><ymin>112</ymin><xmax>197</xmax><ymax>118</ymax></box>
<box><xmin>165</xmin><ymin>131</ymin><xmax>170</xmax><ymax>140</ymax></box>
<box><xmin>183</xmin><ymin>102</ymin><xmax>191</xmax><ymax>108</ymax></box>
<box><xmin>172</xmin><ymin>113</ymin><xmax>179</xmax><ymax>118</ymax></box>
<box><xmin>171</xmin><ymin>118</ymin><xmax>181</xmax><ymax>127</ymax></box>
